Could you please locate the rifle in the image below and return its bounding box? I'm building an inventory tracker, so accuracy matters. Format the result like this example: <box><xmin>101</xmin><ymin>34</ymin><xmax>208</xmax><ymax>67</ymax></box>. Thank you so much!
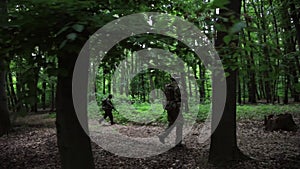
<box><xmin>113</xmin><ymin>108</ymin><xmax>120</xmax><ymax>114</ymax></box>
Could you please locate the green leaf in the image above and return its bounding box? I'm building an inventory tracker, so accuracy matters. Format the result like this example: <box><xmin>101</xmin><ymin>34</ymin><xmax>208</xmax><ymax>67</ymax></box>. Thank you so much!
<box><xmin>56</xmin><ymin>26</ymin><xmax>69</xmax><ymax>36</ymax></box>
<box><xmin>72</xmin><ymin>24</ymin><xmax>84</xmax><ymax>32</ymax></box>
<box><xmin>59</xmin><ymin>39</ymin><xmax>67</xmax><ymax>49</ymax></box>
<box><xmin>225</xmin><ymin>72</ymin><xmax>230</xmax><ymax>77</ymax></box>
<box><xmin>67</xmin><ymin>33</ymin><xmax>77</xmax><ymax>41</ymax></box>
<box><xmin>223</xmin><ymin>35</ymin><xmax>231</xmax><ymax>45</ymax></box>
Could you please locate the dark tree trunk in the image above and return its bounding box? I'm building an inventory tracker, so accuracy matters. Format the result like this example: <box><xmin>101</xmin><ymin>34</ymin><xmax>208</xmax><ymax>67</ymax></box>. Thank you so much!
<box><xmin>51</xmin><ymin>82</ymin><xmax>55</xmax><ymax>111</ymax></box>
<box><xmin>15</xmin><ymin>71</ymin><xmax>24</xmax><ymax>111</ymax></box>
<box><xmin>187</xmin><ymin>66</ymin><xmax>193</xmax><ymax>97</ymax></box>
<box><xmin>260</xmin><ymin>6</ymin><xmax>272</xmax><ymax>103</ymax></box>
<box><xmin>209</xmin><ymin>0</ymin><xmax>248</xmax><ymax>164</ymax></box>
<box><xmin>42</xmin><ymin>81</ymin><xmax>47</xmax><ymax>110</ymax></box>
<box><xmin>281</xmin><ymin>1</ymin><xmax>297</xmax><ymax>103</ymax></box>
<box><xmin>199</xmin><ymin>62</ymin><xmax>206</xmax><ymax>103</ymax></box>
<box><xmin>108</xmin><ymin>72</ymin><xmax>111</xmax><ymax>94</ymax></box>
<box><xmin>0</xmin><ymin>0</ymin><xmax>11</xmax><ymax>137</ymax></box>
<box><xmin>6</xmin><ymin>75</ymin><xmax>12</xmax><ymax>111</ymax></box>
<box><xmin>243</xmin><ymin>0</ymin><xmax>256</xmax><ymax>103</ymax></box>
<box><xmin>284</xmin><ymin>74</ymin><xmax>289</xmax><ymax>104</ymax></box>
<box><xmin>112</xmin><ymin>74</ymin><xmax>116</xmax><ymax>94</ymax></box>
<box><xmin>0</xmin><ymin>59</ymin><xmax>11</xmax><ymax>136</ymax></box>
<box><xmin>237</xmin><ymin>70</ymin><xmax>242</xmax><ymax>105</ymax></box>
<box><xmin>119</xmin><ymin>66</ymin><xmax>124</xmax><ymax>95</ymax></box>
<box><xmin>141</xmin><ymin>73</ymin><xmax>145</xmax><ymax>102</ymax></box>
<box><xmin>29</xmin><ymin>67</ymin><xmax>39</xmax><ymax>112</ymax></box>
<box><xmin>56</xmin><ymin>52</ymin><xmax>94</xmax><ymax>169</ymax></box>
<box><xmin>8</xmin><ymin>71</ymin><xmax>17</xmax><ymax>110</ymax></box>
<box><xmin>290</xmin><ymin>2</ymin><xmax>300</xmax><ymax>58</ymax></box>
<box><xmin>102</xmin><ymin>71</ymin><xmax>106</xmax><ymax>95</ymax></box>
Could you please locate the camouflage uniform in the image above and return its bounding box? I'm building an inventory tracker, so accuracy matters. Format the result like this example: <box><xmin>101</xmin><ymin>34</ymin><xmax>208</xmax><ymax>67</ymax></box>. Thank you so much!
<box><xmin>159</xmin><ymin>79</ymin><xmax>183</xmax><ymax>146</ymax></box>
<box><xmin>100</xmin><ymin>95</ymin><xmax>115</xmax><ymax>125</ymax></box>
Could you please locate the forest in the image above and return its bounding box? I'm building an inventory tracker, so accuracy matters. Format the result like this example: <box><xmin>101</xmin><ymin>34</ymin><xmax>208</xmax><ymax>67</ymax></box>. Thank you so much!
<box><xmin>0</xmin><ymin>0</ymin><xmax>299</xmax><ymax>168</ymax></box>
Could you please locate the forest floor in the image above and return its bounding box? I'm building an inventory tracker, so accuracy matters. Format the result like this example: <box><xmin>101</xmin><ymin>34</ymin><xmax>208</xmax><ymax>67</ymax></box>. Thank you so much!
<box><xmin>0</xmin><ymin>113</ymin><xmax>299</xmax><ymax>169</ymax></box>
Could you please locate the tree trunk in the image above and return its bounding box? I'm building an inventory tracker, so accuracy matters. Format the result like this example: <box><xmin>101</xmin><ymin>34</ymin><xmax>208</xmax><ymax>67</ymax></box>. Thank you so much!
<box><xmin>0</xmin><ymin>0</ymin><xmax>11</xmax><ymax>137</ymax></box>
<box><xmin>209</xmin><ymin>0</ymin><xmax>248</xmax><ymax>164</ymax></box>
<box><xmin>6</xmin><ymin>75</ymin><xmax>12</xmax><ymax>111</ymax></box>
<box><xmin>187</xmin><ymin>66</ymin><xmax>193</xmax><ymax>97</ymax></box>
<box><xmin>281</xmin><ymin>1</ymin><xmax>297</xmax><ymax>103</ymax></box>
<box><xmin>199</xmin><ymin>62</ymin><xmax>206</xmax><ymax>103</ymax></box>
<box><xmin>8</xmin><ymin>71</ymin><xmax>17</xmax><ymax>110</ymax></box>
<box><xmin>51</xmin><ymin>82</ymin><xmax>55</xmax><ymax>111</ymax></box>
<box><xmin>102</xmin><ymin>70</ymin><xmax>106</xmax><ymax>95</ymax></box>
<box><xmin>243</xmin><ymin>0</ymin><xmax>256</xmax><ymax>103</ymax></box>
<box><xmin>237</xmin><ymin>70</ymin><xmax>242</xmax><ymax>105</ymax></box>
<box><xmin>284</xmin><ymin>74</ymin><xmax>290</xmax><ymax>104</ymax></box>
<box><xmin>260</xmin><ymin>0</ymin><xmax>273</xmax><ymax>103</ymax></box>
<box><xmin>42</xmin><ymin>81</ymin><xmax>47</xmax><ymax>110</ymax></box>
<box><xmin>56</xmin><ymin>52</ymin><xmax>94</xmax><ymax>169</ymax></box>
<box><xmin>0</xmin><ymin>59</ymin><xmax>11</xmax><ymax>136</ymax></box>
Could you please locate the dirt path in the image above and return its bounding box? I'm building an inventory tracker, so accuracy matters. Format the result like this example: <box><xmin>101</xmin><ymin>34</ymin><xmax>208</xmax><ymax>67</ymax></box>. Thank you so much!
<box><xmin>0</xmin><ymin>115</ymin><xmax>299</xmax><ymax>169</ymax></box>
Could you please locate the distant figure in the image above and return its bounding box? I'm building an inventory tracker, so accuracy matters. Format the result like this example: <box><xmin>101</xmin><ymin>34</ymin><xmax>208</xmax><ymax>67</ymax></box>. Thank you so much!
<box><xmin>159</xmin><ymin>77</ymin><xmax>183</xmax><ymax>147</ymax></box>
<box><xmin>99</xmin><ymin>94</ymin><xmax>116</xmax><ymax>125</ymax></box>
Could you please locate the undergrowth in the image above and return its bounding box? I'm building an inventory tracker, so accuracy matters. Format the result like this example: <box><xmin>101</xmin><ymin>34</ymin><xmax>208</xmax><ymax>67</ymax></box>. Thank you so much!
<box><xmin>88</xmin><ymin>101</ymin><xmax>300</xmax><ymax>125</ymax></box>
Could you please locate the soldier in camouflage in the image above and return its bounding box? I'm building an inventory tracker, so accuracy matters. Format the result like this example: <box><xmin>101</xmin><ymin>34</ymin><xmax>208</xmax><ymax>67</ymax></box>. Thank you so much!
<box><xmin>159</xmin><ymin>77</ymin><xmax>183</xmax><ymax>147</ymax></box>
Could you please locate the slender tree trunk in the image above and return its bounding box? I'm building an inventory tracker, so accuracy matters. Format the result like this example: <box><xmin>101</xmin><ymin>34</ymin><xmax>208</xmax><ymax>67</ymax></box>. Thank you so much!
<box><xmin>199</xmin><ymin>62</ymin><xmax>206</xmax><ymax>103</ymax></box>
<box><xmin>237</xmin><ymin>70</ymin><xmax>242</xmax><ymax>104</ymax></box>
<box><xmin>260</xmin><ymin>1</ymin><xmax>273</xmax><ymax>103</ymax></box>
<box><xmin>42</xmin><ymin>81</ymin><xmax>46</xmax><ymax>110</ymax></box>
<box><xmin>32</xmin><ymin>67</ymin><xmax>39</xmax><ymax>112</ymax></box>
<box><xmin>281</xmin><ymin>1</ymin><xmax>297</xmax><ymax>103</ymax></box>
<box><xmin>0</xmin><ymin>0</ymin><xmax>11</xmax><ymax>137</ymax></box>
<box><xmin>112</xmin><ymin>72</ymin><xmax>116</xmax><ymax>94</ymax></box>
<box><xmin>209</xmin><ymin>0</ymin><xmax>248</xmax><ymax>164</ymax></box>
<box><xmin>51</xmin><ymin>82</ymin><xmax>55</xmax><ymax>111</ymax></box>
<box><xmin>290</xmin><ymin>2</ymin><xmax>300</xmax><ymax>53</ymax></box>
<box><xmin>6</xmin><ymin>75</ymin><xmax>12</xmax><ymax>111</ymax></box>
<box><xmin>243</xmin><ymin>0</ymin><xmax>256</xmax><ymax>103</ymax></box>
<box><xmin>180</xmin><ymin>72</ymin><xmax>189</xmax><ymax>112</ymax></box>
<box><xmin>102</xmin><ymin>71</ymin><xmax>106</xmax><ymax>95</ymax></box>
<box><xmin>8</xmin><ymin>71</ymin><xmax>17</xmax><ymax>110</ymax></box>
<box><xmin>56</xmin><ymin>52</ymin><xmax>94</xmax><ymax>168</ymax></box>
<box><xmin>187</xmin><ymin>66</ymin><xmax>193</xmax><ymax>97</ymax></box>
<box><xmin>284</xmin><ymin>74</ymin><xmax>290</xmax><ymax>104</ymax></box>
<box><xmin>149</xmin><ymin>72</ymin><xmax>155</xmax><ymax>102</ymax></box>
<box><xmin>0</xmin><ymin>59</ymin><xmax>11</xmax><ymax>136</ymax></box>
<box><xmin>141</xmin><ymin>73</ymin><xmax>145</xmax><ymax>102</ymax></box>
<box><xmin>15</xmin><ymin>71</ymin><xmax>23</xmax><ymax>111</ymax></box>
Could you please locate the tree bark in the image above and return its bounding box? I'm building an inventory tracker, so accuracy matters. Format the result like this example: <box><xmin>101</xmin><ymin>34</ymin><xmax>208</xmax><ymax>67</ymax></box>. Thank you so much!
<box><xmin>7</xmin><ymin>71</ymin><xmax>17</xmax><ymax>110</ymax></box>
<box><xmin>56</xmin><ymin>52</ymin><xmax>94</xmax><ymax>169</ymax></box>
<box><xmin>51</xmin><ymin>82</ymin><xmax>55</xmax><ymax>111</ymax></box>
<box><xmin>0</xmin><ymin>59</ymin><xmax>11</xmax><ymax>136</ymax></box>
<box><xmin>243</xmin><ymin>0</ymin><xmax>257</xmax><ymax>103</ymax></box>
<box><xmin>0</xmin><ymin>0</ymin><xmax>11</xmax><ymax>137</ymax></box>
<box><xmin>209</xmin><ymin>0</ymin><xmax>248</xmax><ymax>164</ymax></box>
<box><xmin>42</xmin><ymin>81</ymin><xmax>47</xmax><ymax>110</ymax></box>
<box><xmin>281</xmin><ymin>1</ymin><xmax>297</xmax><ymax>103</ymax></box>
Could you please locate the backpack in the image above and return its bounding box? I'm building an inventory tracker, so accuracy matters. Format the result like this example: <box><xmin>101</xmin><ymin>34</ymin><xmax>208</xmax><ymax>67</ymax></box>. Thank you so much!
<box><xmin>164</xmin><ymin>83</ymin><xmax>180</xmax><ymax>111</ymax></box>
<box><xmin>101</xmin><ymin>99</ymin><xmax>109</xmax><ymax>110</ymax></box>
<box><xmin>165</xmin><ymin>83</ymin><xmax>178</xmax><ymax>101</ymax></box>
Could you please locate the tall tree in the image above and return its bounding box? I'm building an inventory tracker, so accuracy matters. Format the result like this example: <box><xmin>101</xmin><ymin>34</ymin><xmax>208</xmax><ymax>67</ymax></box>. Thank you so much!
<box><xmin>0</xmin><ymin>0</ymin><xmax>11</xmax><ymax>137</ymax></box>
<box><xmin>209</xmin><ymin>0</ymin><xmax>248</xmax><ymax>164</ymax></box>
<box><xmin>56</xmin><ymin>51</ymin><xmax>95</xmax><ymax>169</ymax></box>
<box><xmin>242</xmin><ymin>0</ymin><xmax>257</xmax><ymax>103</ymax></box>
